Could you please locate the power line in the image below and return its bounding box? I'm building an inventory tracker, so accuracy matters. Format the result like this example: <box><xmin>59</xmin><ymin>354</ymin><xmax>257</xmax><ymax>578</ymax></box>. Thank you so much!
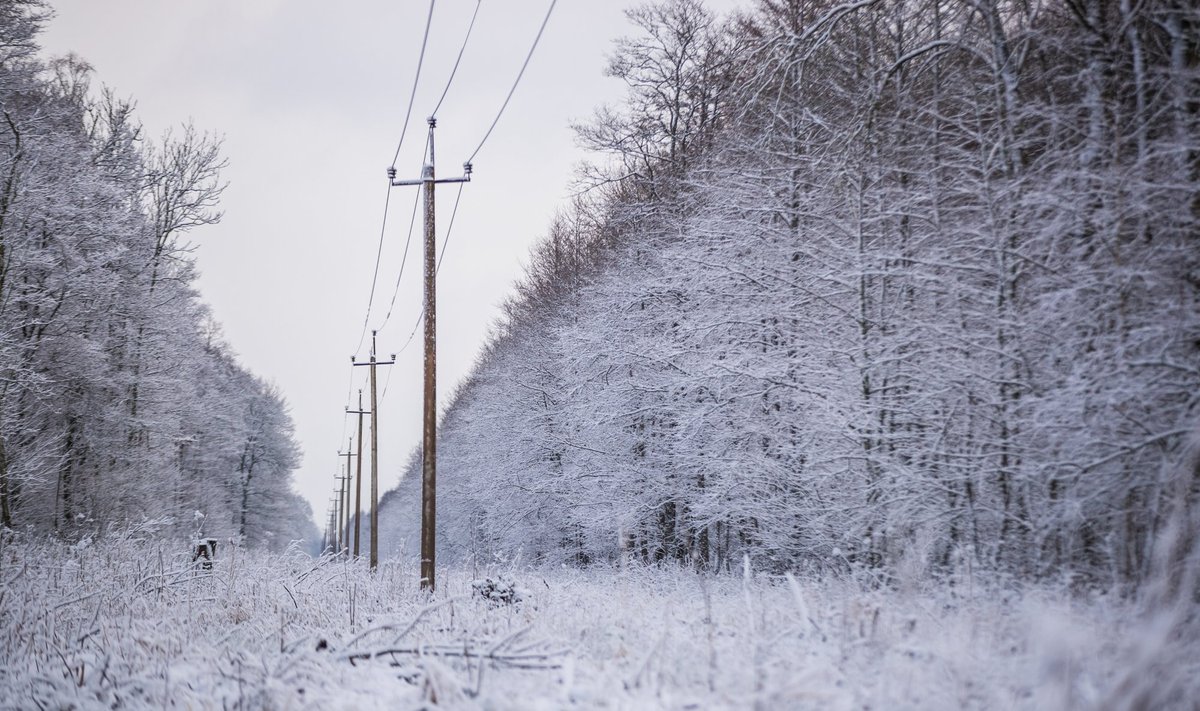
<box><xmin>358</xmin><ymin>1</ymin><xmax>437</xmax><ymax>354</ymax></box>
<box><xmin>376</xmin><ymin>132</ymin><xmax>431</xmax><ymax>334</ymax></box>
<box><xmin>468</xmin><ymin>0</ymin><xmax>558</xmax><ymax>163</ymax></box>
<box><xmin>375</xmin><ymin>179</ymin><xmax>423</xmax><ymax>334</ymax></box>
<box><xmin>379</xmin><ymin>357</ymin><xmax>397</xmax><ymax>403</ymax></box>
<box><xmin>349</xmin><ymin>0</ymin><xmax>556</xmax><ymax>525</ymax></box>
<box><xmin>375</xmin><ymin>0</ymin><xmax>479</xmax><ymax>339</ymax></box>
<box><xmin>340</xmin><ymin>0</ymin><xmax>454</xmax><ymax>519</ymax></box>
<box><xmin>437</xmin><ymin>182</ymin><xmax>466</xmax><ymax>272</ymax></box>
<box><xmin>339</xmin><ymin>363</ymin><xmax>357</xmax><ymax>445</ymax></box>
<box><xmin>391</xmin><ymin>0</ymin><xmax>437</xmax><ymax>169</ymax></box>
<box><xmin>355</xmin><ymin>180</ymin><xmax>394</xmax><ymax>356</ymax></box>
<box><xmin>432</xmin><ymin>0</ymin><xmax>482</xmax><ymax>118</ymax></box>
<box><xmin>365</xmin><ymin>0</ymin><xmax>551</xmax><ymax>359</ymax></box>
<box><xmin>380</xmin><ymin>180</ymin><xmax>467</xmax><ymax>384</ymax></box>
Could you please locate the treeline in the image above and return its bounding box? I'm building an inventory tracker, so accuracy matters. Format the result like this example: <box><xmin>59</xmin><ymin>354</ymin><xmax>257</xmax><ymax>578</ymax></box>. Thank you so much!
<box><xmin>376</xmin><ymin>0</ymin><xmax>1199</xmax><ymax>586</ymax></box>
<box><xmin>0</xmin><ymin>1</ymin><xmax>313</xmax><ymax>549</ymax></box>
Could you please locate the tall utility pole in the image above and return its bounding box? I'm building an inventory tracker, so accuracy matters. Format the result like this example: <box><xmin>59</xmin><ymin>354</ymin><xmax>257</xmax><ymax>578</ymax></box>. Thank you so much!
<box><xmin>389</xmin><ymin>117</ymin><xmax>471</xmax><ymax>591</ymax></box>
<box><xmin>338</xmin><ymin>443</ymin><xmax>355</xmax><ymax>555</ymax></box>
<box><xmin>346</xmin><ymin>390</ymin><xmax>368</xmax><ymax>558</ymax></box>
<box><xmin>352</xmin><ymin>331</ymin><xmax>394</xmax><ymax>570</ymax></box>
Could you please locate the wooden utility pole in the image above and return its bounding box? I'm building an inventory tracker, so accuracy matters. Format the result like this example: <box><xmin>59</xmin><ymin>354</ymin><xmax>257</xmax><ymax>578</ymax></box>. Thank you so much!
<box><xmin>338</xmin><ymin>443</ymin><xmax>355</xmax><ymax>555</ymax></box>
<box><xmin>344</xmin><ymin>467</ymin><xmax>352</xmax><ymax>553</ymax></box>
<box><xmin>327</xmin><ymin>503</ymin><xmax>336</xmax><ymax>551</ymax></box>
<box><xmin>388</xmin><ymin>117</ymin><xmax>471</xmax><ymax>591</ymax></box>
<box><xmin>334</xmin><ymin>480</ymin><xmax>347</xmax><ymax>554</ymax></box>
<box><xmin>347</xmin><ymin>390</ymin><xmax>368</xmax><ymax>558</ymax></box>
<box><xmin>352</xmin><ymin>331</ymin><xmax>394</xmax><ymax>570</ymax></box>
<box><xmin>327</xmin><ymin>498</ymin><xmax>338</xmax><ymax>553</ymax></box>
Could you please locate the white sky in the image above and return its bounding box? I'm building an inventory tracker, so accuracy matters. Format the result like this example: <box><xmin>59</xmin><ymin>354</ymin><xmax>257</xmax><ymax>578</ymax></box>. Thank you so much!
<box><xmin>38</xmin><ymin>0</ymin><xmax>742</xmax><ymax>532</ymax></box>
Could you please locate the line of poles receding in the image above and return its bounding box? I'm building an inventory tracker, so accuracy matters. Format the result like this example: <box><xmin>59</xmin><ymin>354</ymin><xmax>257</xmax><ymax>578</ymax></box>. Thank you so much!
<box><xmin>327</xmin><ymin>0</ymin><xmax>557</xmax><ymax>591</ymax></box>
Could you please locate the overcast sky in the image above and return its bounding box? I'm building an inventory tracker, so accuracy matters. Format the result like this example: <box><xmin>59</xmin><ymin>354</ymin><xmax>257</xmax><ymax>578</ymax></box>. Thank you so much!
<box><xmin>37</xmin><ymin>0</ymin><xmax>741</xmax><ymax>532</ymax></box>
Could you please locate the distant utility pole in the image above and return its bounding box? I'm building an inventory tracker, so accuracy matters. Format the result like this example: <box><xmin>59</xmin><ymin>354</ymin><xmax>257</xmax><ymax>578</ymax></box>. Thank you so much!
<box><xmin>338</xmin><ymin>444</ymin><xmax>355</xmax><ymax>555</ymax></box>
<box><xmin>327</xmin><ymin>503</ymin><xmax>336</xmax><ymax>551</ymax></box>
<box><xmin>389</xmin><ymin>117</ymin><xmax>472</xmax><ymax>591</ymax></box>
<box><xmin>346</xmin><ymin>390</ymin><xmax>369</xmax><ymax>558</ymax></box>
<box><xmin>352</xmin><ymin>331</ymin><xmax>394</xmax><ymax>570</ymax></box>
<box><xmin>335</xmin><ymin>480</ymin><xmax>348</xmax><ymax>554</ymax></box>
<box><xmin>327</xmin><ymin>497</ymin><xmax>338</xmax><ymax>553</ymax></box>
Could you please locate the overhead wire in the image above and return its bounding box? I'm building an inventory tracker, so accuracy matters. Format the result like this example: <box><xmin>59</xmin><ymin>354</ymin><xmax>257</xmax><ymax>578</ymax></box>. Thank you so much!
<box><xmin>374</xmin><ymin>0</ymin><xmax>473</xmax><ymax>339</ymax></box>
<box><xmin>467</xmin><ymin>0</ymin><xmax>557</xmax><ymax>163</ymax></box>
<box><xmin>375</xmin><ymin>0</ymin><xmax>479</xmax><ymax>396</ymax></box>
<box><xmin>435</xmin><ymin>183</ymin><xmax>466</xmax><ymax>278</ymax></box>
<box><xmin>354</xmin><ymin>181</ymin><xmax>394</xmax><ymax>356</ymax></box>
<box><xmin>339</xmin><ymin>363</ymin><xmax>357</xmax><ymax>448</ymax></box>
<box><xmin>381</xmin><ymin>0</ymin><xmax>554</xmax><ymax>380</ymax></box>
<box><xmin>390</xmin><ymin>0</ymin><xmax>437</xmax><ymax>169</ymax></box>
<box><xmin>432</xmin><ymin>0</ymin><xmax>482</xmax><ymax>118</ymax></box>
<box><xmin>379</xmin><ymin>360</ymin><xmax>397</xmax><ymax>405</ymax></box>
<box><xmin>380</xmin><ymin>179</ymin><xmax>467</xmax><ymax>406</ymax></box>
<box><xmin>374</xmin><ymin>138</ymin><xmax>428</xmax><ymax>335</ymax></box>
<box><xmin>403</xmin><ymin>182</ymin><xmax>466</xmax><ymax>358</ymax></box>
<box><xmin>354</xmin><ymin>0</ymin><xmax>437</xmax><ymax>357</ymax></box>
<box><xmin>361</xmin><ymin>0</ymin><xmax>555</xmax><ymax>409</ymax></box>
<box><xmin>337</xmin><ymin>0</ymin><xmax>442</xmax><ymax>495</ymax></box>
<box><xmin>374</xmin><ymin>0</ymin><xmax>479</xmax><ymax>344</ymax></box>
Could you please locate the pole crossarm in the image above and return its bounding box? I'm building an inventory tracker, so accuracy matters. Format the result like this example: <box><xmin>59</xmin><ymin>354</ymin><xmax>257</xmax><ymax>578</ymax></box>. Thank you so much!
<box><xmin>391</xmin><ymin>171</ymin><xmax>470</xmax><ymax>186</ymax></box>
<box><xmin>389</xmin><ymin>173</ymin><xmax>471</xmax><ymax>187</ymax></box>
<box><xmin>387</xmin><ymin>116</ymin><xmax>472</xmax><ymax>189</ymax></box>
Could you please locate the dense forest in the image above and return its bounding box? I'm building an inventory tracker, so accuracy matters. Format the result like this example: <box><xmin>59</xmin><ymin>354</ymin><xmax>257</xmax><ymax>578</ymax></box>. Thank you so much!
<box><xmin>374</xmin><ymin>0</ymin><xmax>1200</xmax><ymax>589</ymax></box>
<box><xmin>0</xmin><ymin>1</ymin><xmax>313</xmax><ymax>548</ymax></box>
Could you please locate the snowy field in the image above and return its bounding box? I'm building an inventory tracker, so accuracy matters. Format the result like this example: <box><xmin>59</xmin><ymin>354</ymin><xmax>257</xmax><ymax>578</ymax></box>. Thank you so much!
<box><xmin>1</xmin><ymin>528</ymin><xmax>1195</xmax><ymax>710</ymax></box>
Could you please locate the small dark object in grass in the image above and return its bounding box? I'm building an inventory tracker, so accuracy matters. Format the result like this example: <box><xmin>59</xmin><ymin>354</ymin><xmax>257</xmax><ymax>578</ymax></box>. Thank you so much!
<box><xmin>192</xmin><ymin>538</ymin><xmax>218</xmax><ymax>570</ymax></box>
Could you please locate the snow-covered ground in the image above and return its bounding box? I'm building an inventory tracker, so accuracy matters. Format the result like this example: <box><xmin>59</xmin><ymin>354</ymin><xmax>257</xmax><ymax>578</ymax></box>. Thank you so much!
<box><xmin>1</xmin><ymin>529</ymin><xmax>1194</xmax><ymax>710</ymax></box>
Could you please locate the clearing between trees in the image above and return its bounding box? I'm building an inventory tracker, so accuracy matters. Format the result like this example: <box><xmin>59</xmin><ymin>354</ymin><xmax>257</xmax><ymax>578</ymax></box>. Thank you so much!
<box><xmin>1</xmin><ymin>529</ymin><xmax>1195</xmax><ymax>710</ymax></box>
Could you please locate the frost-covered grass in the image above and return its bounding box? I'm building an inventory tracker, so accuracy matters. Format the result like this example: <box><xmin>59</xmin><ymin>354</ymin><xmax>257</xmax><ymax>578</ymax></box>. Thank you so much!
<box><xmin>1</xmin><ymin>529</ymin><xmax>1195</xmax><ymax>710</ymax></box>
